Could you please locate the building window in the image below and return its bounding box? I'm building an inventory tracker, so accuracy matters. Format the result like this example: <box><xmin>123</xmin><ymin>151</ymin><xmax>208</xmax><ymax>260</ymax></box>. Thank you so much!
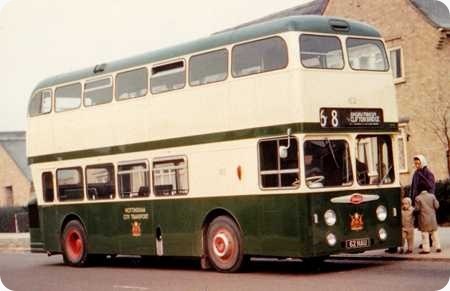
<box><xmin>389</xmin><ymin>47</ymin><xmax>405</xmax><ymax>83</ymax></box>
<box><xmin>116</xmin><ymin>67</ymin><xmax>148</xmax><ymax>100</ymax></box>
<box><xmin>4</xmin><ymin>186</ymin><xmax>13</xmax><ymax>207</ymax></box>
<box><xmin>300</xmin><ymin>34</ymin><xmax>344</xmax><ymax>69</ymax></box>
<box><xmin>42</xmin><ymin>172</ymin><xmax>54</xmax><ymax>202</ymax></box>
<box><xmin>189</xmin><ymin>49</ymin><xmax>228</xmax><ymax>86</ymax></box>
<box><xmin>55</xmin><ymin>83</ymin><xmax>82</xmax><ymax>112</ymax></box>
<box><xmin>398</xmin><ymin>126</ymin><xmax>408</xmax><ymax>173</ymax></box>
<box><xmin>259</xmin><ymin>138</ymin><xmax>299</xmax><ymax>189</ymax></box>
<box><xmin>84</xmin><ymin>76</ymin><xmax>113</xmax><ymax>106</ymax></box>
<box><xmin>118</xmin><ymin>161</ymin><xmax>150</xmax><ymax>198</ymax></box>
<box><xmin>153</xmin><ymin>157</ymin><xmax>188</xmax><ymax>196</ymax></box>
<box><xmin>86</xmin><ymin>164</ymin><xmax>115</xmax><ymax>200</ymax></box>
<box><xmin>57</xmin><ymin>167</ymin><xmax>84</xmax><ymax>201</ymax></box>
<box><xmin>29</xmin><ymin>89</ymin><xmax>52</xmax><ymax>117</ymax></box>
<box><xmin>232</xmin><ymin>37</ymin><xmax>288</xmax><ymax>77</ymax></box>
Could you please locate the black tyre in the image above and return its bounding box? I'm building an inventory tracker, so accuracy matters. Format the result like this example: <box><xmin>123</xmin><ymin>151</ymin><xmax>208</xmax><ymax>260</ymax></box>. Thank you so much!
<box><xmin>61</xmin><ymin>220</ymin><xmax>89</xmax><ymax>267</ymax></box>
<box><xmin>206</xmin><ymin>216</ymin><xmax>244</xmax><ymax>272</ymax></box>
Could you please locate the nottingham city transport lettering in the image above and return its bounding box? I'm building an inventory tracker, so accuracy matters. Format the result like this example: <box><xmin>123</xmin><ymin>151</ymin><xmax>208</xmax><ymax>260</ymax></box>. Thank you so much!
<box><xmin>122</xmin><ymin>207</ymin><xmax>149</xmax><ymax>221</ymax></box>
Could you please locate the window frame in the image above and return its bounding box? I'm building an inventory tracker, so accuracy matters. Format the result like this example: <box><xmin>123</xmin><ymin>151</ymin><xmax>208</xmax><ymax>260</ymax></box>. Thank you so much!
<box><xmin>388</xmin><ymin>46</ymin><xmax>405</xmax><ymax>84</ymax></box>
<box><xmin>397</xmin><ymin>125</ymin><xmax>409</xmax><ymax>173</ymax></box>
<box><xmin>188</xmin><ymin>48</ymin><xmax>229</xmax><ymax>87</ymax></box>
<box><xmin>115</xmin><ymin>67</ymin><xmax>149</xmax><ymax>101</ymax></box>
<box><xmin>346</xmin><ymin>37</ymin><xmax>390</xmax><ymax>72</ymax></box>
<box><xmin>302</xmin><ymin>136</ymin><xmax>354</xmax><ymax>189</ymax></box>
<box><xmin>56</xmin><ymin>167</ymin><xmax>85</xmax><ymax>202</ymax></box>
<box><xmin>299</xmin><ymin>33</ymin><xmax>345</xmax><ymax>70</ymax></box>
<box><xmin>152</xmin><ymin>156</ymin><xmax>189</xmax><ymax>196</ymax></box>
<box><xmin>85</xmin><ymin>163</ymin><xmax>116</xmax><ymax>200</ymax></box>
<box><xmin>29</xmin><ymin>89</ymin><xmax>53</xmax><ymax>117</ymax></box>
<box><xmin>355</xmin><ymin>135</ymin><xmax>396</xmax><ymax>186</ymax></box>
<box><xmin>117</xmin><ymin>160</ymin><xmax>151</xmax><ymax>199</ymax></box>
<box><xmin>150</xmin><ymin>59</ymin><xmax>186</xmax><ymax>95</ymax></box>
<box><xmin>54</xmin><ymin>82</ymin><xmax>82</xmax><ymax>113</ymax></box>
<box><xmin>257</xmin><ymin>136</ymin><xmax>300</xmax><ymax>190</ymax></box>
<box><xmin>231</xmin><ymin>36</ymin><xmax>289</xmax><ymax>78</ymax></box>
<box><xmin>83</xmin><ymin>75</ymin><xmax>114</xmax><ymax>107</ymax></box>
<box><xmin>42</xmin><ymin>171</ymin><xmax>55</xmax><ymax>203</ymax></box>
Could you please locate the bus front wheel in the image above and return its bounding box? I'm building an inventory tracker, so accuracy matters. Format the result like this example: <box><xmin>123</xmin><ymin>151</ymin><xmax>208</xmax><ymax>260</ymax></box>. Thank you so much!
<box><xmin>206</xmin><ymin>216</ymin><xmax>244</xmax><ymax>272</ymax></box>
<box><xmin>62</xmin><ymin>220</ymin><xmax>88</xmax><ymax>267</ymax></box>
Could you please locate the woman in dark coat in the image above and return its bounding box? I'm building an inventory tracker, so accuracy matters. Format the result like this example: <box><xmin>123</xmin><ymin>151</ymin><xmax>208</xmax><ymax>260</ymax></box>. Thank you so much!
<box><xmin>410</xmin><ymin>155</ymin><xmax>435</xmax><ymax>202</ymax></box>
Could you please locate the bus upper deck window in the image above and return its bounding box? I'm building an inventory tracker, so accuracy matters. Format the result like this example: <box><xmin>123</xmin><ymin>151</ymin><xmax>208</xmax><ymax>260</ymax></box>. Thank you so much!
<box><xmin>189</xmin><ymin>49</ymin><xmax>228</xmax><ymax>86</ymax></box>
<box><xmin>84</xmin><ymin>77</ymin><xmax>113</xmax><ymax>106</ymax></box>
<box><xmin>29</xmin><ymin>89</ymin><xmax>52</xmax><ymax>117</ymax></box>
<box><xmin>303</xmin><ymin>139</ymin><xmax>353</xmax><ymax>188</ymax></box>
<box><xmin>300</xmin><ymin>34</ymin><xmax>344</xmax><ymax>69</ymax></box>
<box><xmin>115</xmin><ymin>67</ymin><xmax>148</xmax><ymax>100</ymax></box>
<box><xmin>55</xmin><ymin>83</ymin><xmax>82</xmax><ymax>112</ymax></box>
<box><xmin>232</xmin><ymin>37</ymin><xmax>288</xmax><ymax>77</ymax></box>
<box><xmin>150</xmin><ymin>61</ymin><xmax>186</xmax><ymax>94</ymax></box>
<box><xmin>347</xmin><ymin>38</ymin><xmax>389</xmax><ymax>71</ymax></box>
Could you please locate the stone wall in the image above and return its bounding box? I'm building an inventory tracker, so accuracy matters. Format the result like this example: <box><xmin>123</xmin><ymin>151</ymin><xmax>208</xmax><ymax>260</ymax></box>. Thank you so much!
<box><xmin>0</xmin><ymin>145</ymin><xmax>32</xmax><ymax>207</ymax></box>
<box><xmin>324</xmin><ymin>0</ymin><xmax>450</xmax><ymax>185</ymax></box>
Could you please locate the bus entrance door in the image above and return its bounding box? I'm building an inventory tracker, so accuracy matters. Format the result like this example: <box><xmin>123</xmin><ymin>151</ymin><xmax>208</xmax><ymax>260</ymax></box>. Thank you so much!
<box><xmin>118</xmin><ymin>203</ymin><xmax>155</xmax><ymax>255</ymax></box>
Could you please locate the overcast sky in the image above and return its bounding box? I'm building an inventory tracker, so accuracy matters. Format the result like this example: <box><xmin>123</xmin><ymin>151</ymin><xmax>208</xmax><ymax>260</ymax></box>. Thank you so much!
<box><xmin>1</xmin><ymin>0</ymin><xmax>449</xmax><ymax>132</ymax></box>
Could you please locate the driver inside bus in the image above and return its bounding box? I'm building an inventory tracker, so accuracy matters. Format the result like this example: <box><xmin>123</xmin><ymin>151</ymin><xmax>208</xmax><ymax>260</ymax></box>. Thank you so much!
<box><xmin>304</xmin><ymin>153</ymin><xmax>324</xmax><ymax>188</ymax></box>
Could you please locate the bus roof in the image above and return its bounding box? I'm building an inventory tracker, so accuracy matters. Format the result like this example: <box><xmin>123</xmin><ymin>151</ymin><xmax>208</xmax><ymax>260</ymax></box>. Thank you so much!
<box><xmin>32</xmin><ymin>15</ymin><xmax>381</xmax><ymax>92</ymax></box>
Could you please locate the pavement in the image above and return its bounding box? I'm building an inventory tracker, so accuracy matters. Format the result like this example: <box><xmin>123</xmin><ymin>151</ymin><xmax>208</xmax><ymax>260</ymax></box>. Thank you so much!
<box><xmin>0</xmin><ymin>228</ymin><xmax>449</xmax><ymax>261</ymax></box>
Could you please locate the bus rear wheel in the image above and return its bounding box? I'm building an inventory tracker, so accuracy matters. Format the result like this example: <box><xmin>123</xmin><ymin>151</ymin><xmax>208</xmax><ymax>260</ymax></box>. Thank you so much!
<box><xmin>206</xmin><ymin>216</ymin><xmax>244</xmax><ymax>272</ymax></box>
<box><xmin>62</xmin><ymin>220</ymin><xmax>88</xmax><ymax>267</ymax></box>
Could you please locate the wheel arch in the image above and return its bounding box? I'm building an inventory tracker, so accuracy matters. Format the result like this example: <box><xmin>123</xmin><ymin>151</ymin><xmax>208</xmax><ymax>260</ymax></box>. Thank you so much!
<box><xmin>60</xmin><ymin>213</ymin><xmax>86</xmax><ymax>240</ymax></box>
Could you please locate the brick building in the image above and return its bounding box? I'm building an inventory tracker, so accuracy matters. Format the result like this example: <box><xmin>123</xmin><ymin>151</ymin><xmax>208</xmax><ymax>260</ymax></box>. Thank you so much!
<box><xmin>229</xmin><ymin>0</ymin><xmax>450</xmax><ymax>185</ymax></box>
<box><xmin>0</xmin><ymin>131</ymin><xmax>32</xmax><ymax>207</ymax></box>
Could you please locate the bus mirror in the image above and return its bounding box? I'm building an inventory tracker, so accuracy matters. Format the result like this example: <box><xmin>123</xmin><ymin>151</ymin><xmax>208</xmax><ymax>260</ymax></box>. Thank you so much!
<box><xmin>279</xmin><ymin>146</ymin><xmax>288</xmax><ymax>159</ymax></box>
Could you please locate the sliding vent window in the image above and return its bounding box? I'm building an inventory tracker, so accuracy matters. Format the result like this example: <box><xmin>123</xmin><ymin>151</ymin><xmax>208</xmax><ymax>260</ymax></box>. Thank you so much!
<box><xmin>86</xmin><ymin>164</ymin><xmax>115</xmax><ymax>200</ymax></box>
<box><xmin>347</xmin><ymin>38</ymin><xmax>389</xmax><ymax>71</ymax></box>
<box><xmin>189</xmin><ymin>49</ymin><xmax>228</xmax><ymax>86</ymax></box>
<box><xmin>153</xmin><ymin>158</ymin><xmax>188</xmax><ymax>196</ymax></box>
<box><xmin>303</xmin><ymin>139</ymin><xmax>353</xmax><ymax>188</ymax></box>
<box><xmin>259</xmin><ymin>138</ymin><xmax>299</xmax><ymax>189</ymax></box>
<box><xmin>84</xmin><ymin>77</ymin><xmax>113</xmax><ymax>106</ymax></box>
<box><xmin>116</xmin><ymin>68</ymin><xmax>148</xmax><ymax>100</ymax></box>
<box><xmin>57</xmin><ymin>167</ymin><xmax>84</xmax><ymax>201</ymax></box>
<box><xmin>29</xmin><ymin>89</ymin><xmax>52</xmax><ymax>117</ymax></box>
<box><xmin>356</xmin><ymin>135</ymin><xmax>394</xmax><ymax>185</ymax></box>
<box><xmin>55</xmin><ymin>83</ymin><xmax>82</xmax><ymax>112</ymax></box>
<box><xmin>151</xmin><ymin>61</ymin><xmax>186</xmax><ymax>94</ymax></box>
<box><xmin>118</xmin><ymin>162</ymin><xmax>150</xmax><ymax>198</ymax></box>
<box><xmin>232</xmin><ymin>37</ymin><xmax>288</xmax><ymax>77</ymax></box>
<box><xmin>300</xmin><ymin>35</ymin><xmax>344</xmax><ymax>69</ymax></box>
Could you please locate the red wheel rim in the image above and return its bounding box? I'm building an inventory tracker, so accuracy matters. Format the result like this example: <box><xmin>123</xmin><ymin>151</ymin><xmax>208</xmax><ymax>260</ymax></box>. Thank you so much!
<box><xmin>212</xmin><ymin>227</ymin><xmax>235</xmax><ymax>262</ymax></box>
<box><xmin>65</xmin><ymin>229</ymin><xmax>83</xmax><ymax>262</ymax></box>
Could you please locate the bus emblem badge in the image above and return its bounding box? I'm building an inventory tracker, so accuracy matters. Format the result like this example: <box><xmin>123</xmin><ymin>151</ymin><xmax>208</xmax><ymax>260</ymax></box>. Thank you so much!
<box><xmin>131</xmin><ymin>221</ymin><xmax>142</xmax><ymax>237</ymax></box>
<box><xmin>350</xmin><ymin>213</ymin><xmax>364</xmax><ymax>231</ymax></box>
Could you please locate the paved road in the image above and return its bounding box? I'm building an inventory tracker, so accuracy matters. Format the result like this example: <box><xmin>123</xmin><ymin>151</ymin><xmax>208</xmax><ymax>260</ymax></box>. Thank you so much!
<box><xmin>0</xmin><ymin>253</ymin><xmax>449</xmax><ymax>291</ymax></box>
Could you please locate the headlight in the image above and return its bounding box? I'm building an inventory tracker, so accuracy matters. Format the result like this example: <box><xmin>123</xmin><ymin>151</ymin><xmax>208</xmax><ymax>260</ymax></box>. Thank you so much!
<box><xmin>326</xmin><ymin>233</ymin><xmax>337</xmax><ymax>246</ymax></box>
<box><xmin>376</xmin><ymin>205</ymin><xmax>387</xmax><ymax>222</ymax></box>
<box><xmin>378</xmin><ymin>228</ymin><xmax>387</xmax><ymax>241</ymax></box>
<box><xmin>324</xmin><ymin>209</ymin><xmax>337</xmax><ymax>226</ymax></box>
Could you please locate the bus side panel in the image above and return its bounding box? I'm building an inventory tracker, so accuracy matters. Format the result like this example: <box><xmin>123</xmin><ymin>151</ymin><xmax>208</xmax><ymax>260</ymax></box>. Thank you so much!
<box><xmin>41</xmin><ymin>206</ymin><xmax>60</xmax><ymax>252</ymax></box>
<box><xmin>85</xmin><ymin>203</ymin><xmax>119</xmax><ymax>254</ymax></box>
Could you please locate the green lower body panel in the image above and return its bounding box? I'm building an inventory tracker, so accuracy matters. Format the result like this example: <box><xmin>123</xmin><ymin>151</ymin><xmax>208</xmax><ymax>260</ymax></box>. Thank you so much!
<box><xmin>34</xmin><ymin>188</ymin><xmax>401</xmax><ymax>258</ymax></box>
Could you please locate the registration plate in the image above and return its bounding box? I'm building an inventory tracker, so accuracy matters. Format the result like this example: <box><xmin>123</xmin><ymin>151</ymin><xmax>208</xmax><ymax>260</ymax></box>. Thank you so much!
<box><xmin>345</xmin><ymin>238</ymin><xmax>370</xmax><ymax>249</ymax></box>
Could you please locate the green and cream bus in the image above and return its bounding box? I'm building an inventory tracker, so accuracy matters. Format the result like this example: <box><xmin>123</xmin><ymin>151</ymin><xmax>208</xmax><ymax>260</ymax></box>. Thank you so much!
<box><xmin>27</xmin><ymin>15</ymin><xmax>401</xmax><ymax>272</ymax></box>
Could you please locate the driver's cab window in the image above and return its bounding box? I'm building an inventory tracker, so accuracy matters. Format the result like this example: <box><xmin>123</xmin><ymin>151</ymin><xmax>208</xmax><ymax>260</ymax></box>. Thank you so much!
<box><xmin>303</xmin><ymin>139</ymin><xmax>353</xmax><ymax>188</ymax></box>
<box><xmin>356</xmin><ymin>135</ymin><xmax>394</xmax><ymax>185</ymax></box>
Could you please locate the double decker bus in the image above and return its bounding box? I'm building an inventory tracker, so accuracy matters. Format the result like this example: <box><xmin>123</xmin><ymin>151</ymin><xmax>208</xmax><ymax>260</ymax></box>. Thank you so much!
<box><xmin>27</xmin><ymin>15</ymin><xmax>401</xmax><ymax>272</ymax></box>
